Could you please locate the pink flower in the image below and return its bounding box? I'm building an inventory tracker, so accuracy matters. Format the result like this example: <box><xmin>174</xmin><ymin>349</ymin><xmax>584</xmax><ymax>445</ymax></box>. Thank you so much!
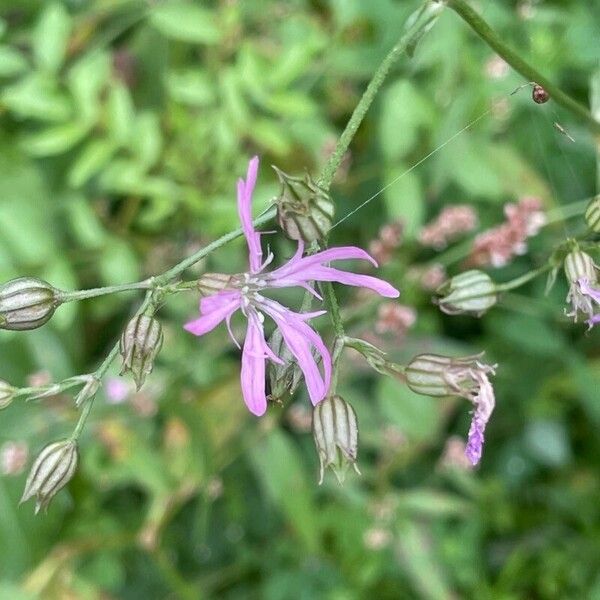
<box><xmin>566</xmin><ymin>278</ymin><xmax>600</xmax><ymax>329</ymax></box>
<box><xmin>185</xmin><ymin>157</ymin><xmax>399</xmax><ymax>416</ymax></box>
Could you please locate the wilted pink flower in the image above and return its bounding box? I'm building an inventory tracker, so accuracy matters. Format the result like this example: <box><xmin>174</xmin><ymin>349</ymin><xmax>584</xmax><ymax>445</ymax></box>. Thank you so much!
<box><xmin>567</xmin><ymin>278</ymin><xmax>600</xmax><ymax>328</ymax></box>
<box><xmin>465</xmin><ymin>367</ymin><xmax>496</xmax><ymax>465</ymax></box>
<box><xmin>185</xmin><ymin>157</ymin><xmax>399</xmax><ymax>416</ymax></box>
<box><xmin>369</xmin><ymin>221</ymin><xmax>403</xmax><ymax>265</ymax></box>
<box><xmin>419</xmin><ymin>205</ymin><xmax>478</xmax><ymax>250</ymax></box>
<box><xmin>470</xmin><ymin>196</ymin><xmax>545</xmax><ymax>267</ymax></box>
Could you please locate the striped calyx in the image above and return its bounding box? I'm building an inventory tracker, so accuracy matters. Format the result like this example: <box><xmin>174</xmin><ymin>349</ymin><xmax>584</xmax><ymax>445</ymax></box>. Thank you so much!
<box><xmin>405</xmin><ymin>353</ymin><xmax>495</xmax><ymax>399</ymax></box>
<box><xmin>564</xmin><ymin>250</ymin><xmax>597</xmax><ymax>284</ymax></box>
<box><xmin>119</xmin><ymin>314</ymin><xmax>163</xmax><ymax>390</ymax></box>
<box><xmin>197</xmin><ymin>273</ymin><xmax>234</xmax><ymax>297</ymax></box>
<box><xmin>20</xmin><ymin>440</ymin><xmax>78</xmax><ymax>514</ymax></box>
<box><xmin>436</xmin><ymin>270</ymin><xmax>497</xmax><ymax>317</ymax></box>
<box><xmin>273</xmin><ymin>166</ymin><xmax>334</xmax><ymax>242</ymax></box>
<box><xmin>312</xmin><ymin>395</ymin><xmax>360</xmax><ymax>484</ymax></box>
<box><xmin>584</xmin><ymin>196</ymin><xmax>600</xmax><ymax>233</ymax></box>
<box><xmin>0</xmin><ymin>277</ymin><xmax>61</xmax><ymax>331</ymax></box>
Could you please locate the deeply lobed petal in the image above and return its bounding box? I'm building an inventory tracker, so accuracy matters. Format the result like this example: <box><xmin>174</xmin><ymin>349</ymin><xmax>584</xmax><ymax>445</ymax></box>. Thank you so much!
<box><xmin>241</xmin><ymin>313</ymin><xmax>270</xmax><ymax>416</ymax></box>
<box><xmin>260</xmin><ymin>299</ymin><xmax>331</xmax><ymax>405</ymax></box>
<box><xmin>185</xmin><ymin>294</ymin><xmax>241</xmax><ymax>336</ymax></box>
<box><xmin>237</xmin><ymin>156</ymin><xmax>263</xmax><ymax>273</ymax></box>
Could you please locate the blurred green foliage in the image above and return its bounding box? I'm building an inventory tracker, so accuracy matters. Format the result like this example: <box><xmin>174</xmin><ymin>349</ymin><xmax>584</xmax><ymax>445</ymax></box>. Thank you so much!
<box><xmin>0</xmin><ymin>0</ymin><xmax>599</xmax><ymax>598</ymax></box>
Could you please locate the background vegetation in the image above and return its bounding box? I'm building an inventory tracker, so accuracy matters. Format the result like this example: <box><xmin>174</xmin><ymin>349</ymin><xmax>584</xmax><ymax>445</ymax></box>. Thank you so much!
<box><xmin>0</xmin><ymin>0</ymin><xmax>599</xmax><ymax>598</ymax></box>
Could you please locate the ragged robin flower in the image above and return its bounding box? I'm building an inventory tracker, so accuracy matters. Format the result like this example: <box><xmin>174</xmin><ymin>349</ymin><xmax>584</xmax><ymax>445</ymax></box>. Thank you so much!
<box><xmin>184</xmin><ymin>157</ymin><xmax>399</xmax><ymax>416</ymax></box>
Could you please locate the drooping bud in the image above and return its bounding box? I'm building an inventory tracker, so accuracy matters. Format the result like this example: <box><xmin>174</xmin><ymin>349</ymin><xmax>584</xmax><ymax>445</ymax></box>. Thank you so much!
<box><xmin>405</xmin><ymin>353</ymin><xmax>495</xmax><ymax>399</ymax></box>
<box><xmin>20</xmin><ymin>439</ymin><xmax>78</xmax><ymax>514</ymax></box>
<box><xmin>584</xmin><ymin>195</ymin><xmax>600</xmax><ymax>233</ymax></box>
<box><xmin>0</xmin><ymin>277</ymin><xmax>62</xmax><ymax>331</ymax></box>
<box><xmin>0</xmin><ymin>379</ymin><xmax>17</xmax><ymax>409</ymax></box>
<box><xmin>564</xmin><ymin>249</ymin><xmax>597</xmax><ymax>284</ymax></box>
<box><xmin>312</xmin><ymin>395</ymin><xmax>360</xmax><ymax>484</ymax></box>
<box><xmin>273</xmin><ymin>166</ymin><xmax>335</xmax><ymax>242</ymax></box>
<box><xmin>436</xmin><ymin>270</ymin><xmax>497</xmax><ymax>316</ymax></box>
<box><xmin>119</xmin><ymin>314</ymin><xmax>163</xmax><ymax>390</ymax></box>
<box><xmin>196</xmin><ymin>272</ymin><xmax>234</xmax><ymax>297</ymax></box>
<box><xmin>74</xmin><ymin>375</ymin><xmax>100</xmax><ymax>407</ymax></box>
<box><xmin>406</xmin><ymin>353</ymin><xmax>497</xmax><ymax>465</ymax></box>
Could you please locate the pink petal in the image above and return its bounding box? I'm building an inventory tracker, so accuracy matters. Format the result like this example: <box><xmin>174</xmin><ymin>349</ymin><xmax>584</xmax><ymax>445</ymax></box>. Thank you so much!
<box><xmin>184</xmin><ymin>296</ymin><xmax>241</xmax><ymax>336</ymax></box>
<box><xmin>240</xmin><ymin>313</ymin><xmax>269</xmax><ymax>416</ymax></box>
<box><xmin>237</xmin><ymin>156</ymin><xmax>263</xmax><ymax>273</ymax></box>
<box><xmin>260</xmin><ymin>300</ymin><xmax>331</xmax><ymax>404</ymax></box>
<box><xmin>579</xmin><ymin>278</ymin><xmax>600</xmax><ymax>303</ymax></box>
<box><xmin>200</xmin><ymin>290</ymin><xmax>241</xmax><ymax>314</ymax></box>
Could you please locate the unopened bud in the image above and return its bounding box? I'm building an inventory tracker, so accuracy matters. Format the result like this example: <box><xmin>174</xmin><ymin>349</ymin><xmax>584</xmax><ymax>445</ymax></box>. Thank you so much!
<box><xmin>0</xmin><ymin>379</ymin><xmax>16</xmax><ymax>409</ymax></box>
<box><xmin>120</xmin><ymin>314</ymin><xmax>163</xmax><ymax>390</ymax></box>
<box><xmin>585</xmin><ymin>196</ymin><xmax>600</xmax><ymax>233</ymax></box>
<box><xmin>197</xmin><ymin>272</ymin><xmax>234</xmax><ymax>297</ymax></box>
<box><xmin>273</xmin><ymin>167</ymin><xmax>335</xmax><ymax>242</ymax></box>
<box><xmin>564</xmin><ymin>250</ymin><xmax>597</xmax><ymax>284</ymax></box>
<box><xmin>312</xmin><ymin>395</ymin><xmax>360</xmax><ymax>484</ymax></box>
<box><xmin>405</xmin><ymin>353</ymin><xmax>495</xmax><ymax>399</ymax></box>
<box><xmin>20</xmin><ymin>440</ymin><xmax>78</xmax><ymax>514</ymax></box>
<box><xmin>0</xmin><ymin>277</ymin><xmax>61</xmax><ymax>331</ymax></box>
<box><xmin>436</xmin><ymin>270</ymin><xmax>497</xmax><ymax>316</ymax></box>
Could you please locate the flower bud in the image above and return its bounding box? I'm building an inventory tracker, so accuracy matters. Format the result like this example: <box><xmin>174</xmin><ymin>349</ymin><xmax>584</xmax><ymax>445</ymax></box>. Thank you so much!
<box><xmin>584</xmin><ymin>195</ymin><xmax>600</xmax><ymax>233</ymax></box>
<box><xmin>273</xmin><ymin>167</ymin><xmax>335</xmax><ymax>242</ymax></box>
<box><xmin>120</xmin><ymin>315</ymin><xmax>163</xmax><ymax>390</ymax></box>
<box><xmin>436</xmin><ymin>270</ymin><xmax>497</xmax><ymax>316</ymax></box>
<box><xmin>20</xmin><ymin>440</ymin><xmax>78</xmax><ymax>514</ymax></box>
<box><xmin>564</xmin><ymin>249</ymin><xmax>597</xmax><ymax>284</ymax></box>
<box><xmin>405</xmin><ymin>353</ymin><xmax>495</xmax><ymax>399</ymax></box>
<box><xmin>0</xmin><ymin>277</ymin><xmax>61</xmax><ymax>331</ymax></box>
<box><xmin>312</xmin><ymin>395</ymin><xmax>360</xmax><ymax>484</ymax></box>
<box><xmin>0</xmin><ymin>379</ymin><xmax>16</xmax><ymax>409</ymax></box>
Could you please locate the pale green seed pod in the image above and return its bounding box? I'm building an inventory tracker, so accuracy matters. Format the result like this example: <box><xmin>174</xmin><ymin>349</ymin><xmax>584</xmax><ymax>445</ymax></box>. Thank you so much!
<box><xmin>0</xmin><ymin>379</ymin><xmax>16</xmax><ymax>409</ymax></box>
<box><xmin>20</xmin><ymin>440</ymin><xmax>78</xmax><ymax>514</ymax></box>
<box><xmin>119</xmin><ymin>315</ymin><xmax>163</xmax><ymax>390</ymax></box>
<box><xmin>273</xmin><ymin>167</ymin><xmax>335</xmax><ymax>242</ymax></box>
<box><xmin>312</xmin><ymin>395</ymin><xmax>360</xmax><ymax>484</ymax></box>
<box><xmin>584</xmin><ymin>195</ymin><xmax>600</xmax><ymax>233</ymax></box>
<box><xmin>0</xmin><ymin>277</ymin><xmax>61</xmax><ymax>331</ymax></box>
<box><xmin>436</xmin><ymin>270</ymin><xmax>497</xmax><ymax>317</ymax></box>
<box><xmin>564</xmin><ymin>250</ymin><xmax>597</xmax><ymax>284</ymax></box>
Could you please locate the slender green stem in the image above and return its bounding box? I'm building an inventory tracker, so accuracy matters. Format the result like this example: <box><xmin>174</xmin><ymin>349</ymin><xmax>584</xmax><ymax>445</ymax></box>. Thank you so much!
<box><xmin>495</xmin><ymin>264</ymin><xmax>551</xmax><ymax>292</ymax></box>
<box><xmin>60</xmin><ymin>280</ymin><xmax>152</xmax><ymax>302</ymax></box>
<box><xmin>446</xmin><ymin>0</ymin><xmax>600</xmax><ymax>135</ymax></box>
<box><xmin>317</xmin><ymin>2</ymin><xmax>443</xmax><ymax>190</ymax></box>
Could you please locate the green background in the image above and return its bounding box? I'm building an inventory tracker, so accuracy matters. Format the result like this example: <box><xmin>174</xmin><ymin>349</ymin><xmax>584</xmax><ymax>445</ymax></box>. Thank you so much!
<box><xmin>0</xmin><ymin>0</ymin><xmax>599</xmax><ymax>598</ymax></box>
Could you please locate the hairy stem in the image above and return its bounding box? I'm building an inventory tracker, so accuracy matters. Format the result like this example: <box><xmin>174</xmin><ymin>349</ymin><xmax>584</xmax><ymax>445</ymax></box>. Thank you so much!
<box><xmin>446</xmin><ymin>0</ymin><xmax>600</xmax><ymax>135</ymax></box>
<box><xmin>317</xmin><ymin>2</ymin><xmax>443</xmax><ymax>190</ymax></box>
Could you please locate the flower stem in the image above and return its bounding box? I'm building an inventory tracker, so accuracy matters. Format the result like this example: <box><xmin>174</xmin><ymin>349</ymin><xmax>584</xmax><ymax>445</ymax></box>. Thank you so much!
<box><xmin>495</xmin><ymin>264</ymin><xmax>552</xmax><ymax>292</ymax></box>
<box><xmin>446</xmin><ymin>0</ymin><xmax>600</xmax><ymax>135</ymax></box>
<box><xmin>60</xmin><ymin>281</ymin><xmax>152</xmax><ymax>302</ymax></box>
<box><xmin>317</xmin><ymin>1</ymin><xmax>443</xmax><ymax>190</ymax></box>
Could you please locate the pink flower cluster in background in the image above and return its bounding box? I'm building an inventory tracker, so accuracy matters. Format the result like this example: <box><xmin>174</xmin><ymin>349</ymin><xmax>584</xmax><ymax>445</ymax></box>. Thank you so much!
<box><xmin>419</xmin><ymin>205</ymin><xmax>478</xmax><ymax>250</ymax></box>
<box><xmin>369</xmin><ymin>221</ymin><xmax>403</xmax><ymax>265</ymax></box>
<box><xmin>469</xmin><ymin>196</ymin><xmax>546</xmax><ymax>267</ymax></box>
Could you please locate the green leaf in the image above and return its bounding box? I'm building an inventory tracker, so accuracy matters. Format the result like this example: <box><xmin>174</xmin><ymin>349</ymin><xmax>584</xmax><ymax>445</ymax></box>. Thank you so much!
<box><xmin>107</xmin><ymin>81</ymin><xmax>135</xmax><ymax>145</ymax></box>
<box><xmin>99</xmin><ymin>238</ymin><xmax>140</xmax><ymax>285</ymax></box>
<box><xmin>150</xmin><ymin>3</ymin><xmax>221</xmax><ymax>44</ymax></box>
<box><xmin>2</xmin><ymin>73</ymin><xmax>72</xmax><ymax>122</ymax></box>
<box><xmin>42</xmin><ymin>258</ymin><xmax>78</xmax><ymax>330</ymax></box>
<box><xmin>64</xmin><ymin>195</ymin><xmax>107</xmax><ymax>249</ymax></box>
<box><xmin>33</xmin><ymin>2</ymin><xmax>72</xmax><ymax>73</ymax></box>
<box><xmin>130</xmin><ymin>112</ymin><xmax>163</xmax><ymax>171</ymax></box>
<box><xmin>68</xmin><ymin>51</ymin><xmax>111</xmax><ymax>124</ymax></box>
<box><xmin>68</xmin><ymin>138</ymin><xmax>117</xmax><ymax>187</ymax></box>
<box><xmin>0</xmin><ymin>45</ymin><xmax>28</xmax><ymax>77</ymax></box>
<box><xmin>383</xmin><ymin>165</ymin><xmax>424</xmax><ymax>238</ymax></box>
<box><xmin>250</xmin><ymin>429</ymin><xmax>319</xmax><ymax>552</ymax></box>
<box><xmin>166</xmin><ymin>69</ymin><xmax>215</xmax><ymax>106</ymax></box>
<box><xmin>21</xmin><ymin>121</ymin><xmax>89</xmax><ymax>157</ymax></box>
